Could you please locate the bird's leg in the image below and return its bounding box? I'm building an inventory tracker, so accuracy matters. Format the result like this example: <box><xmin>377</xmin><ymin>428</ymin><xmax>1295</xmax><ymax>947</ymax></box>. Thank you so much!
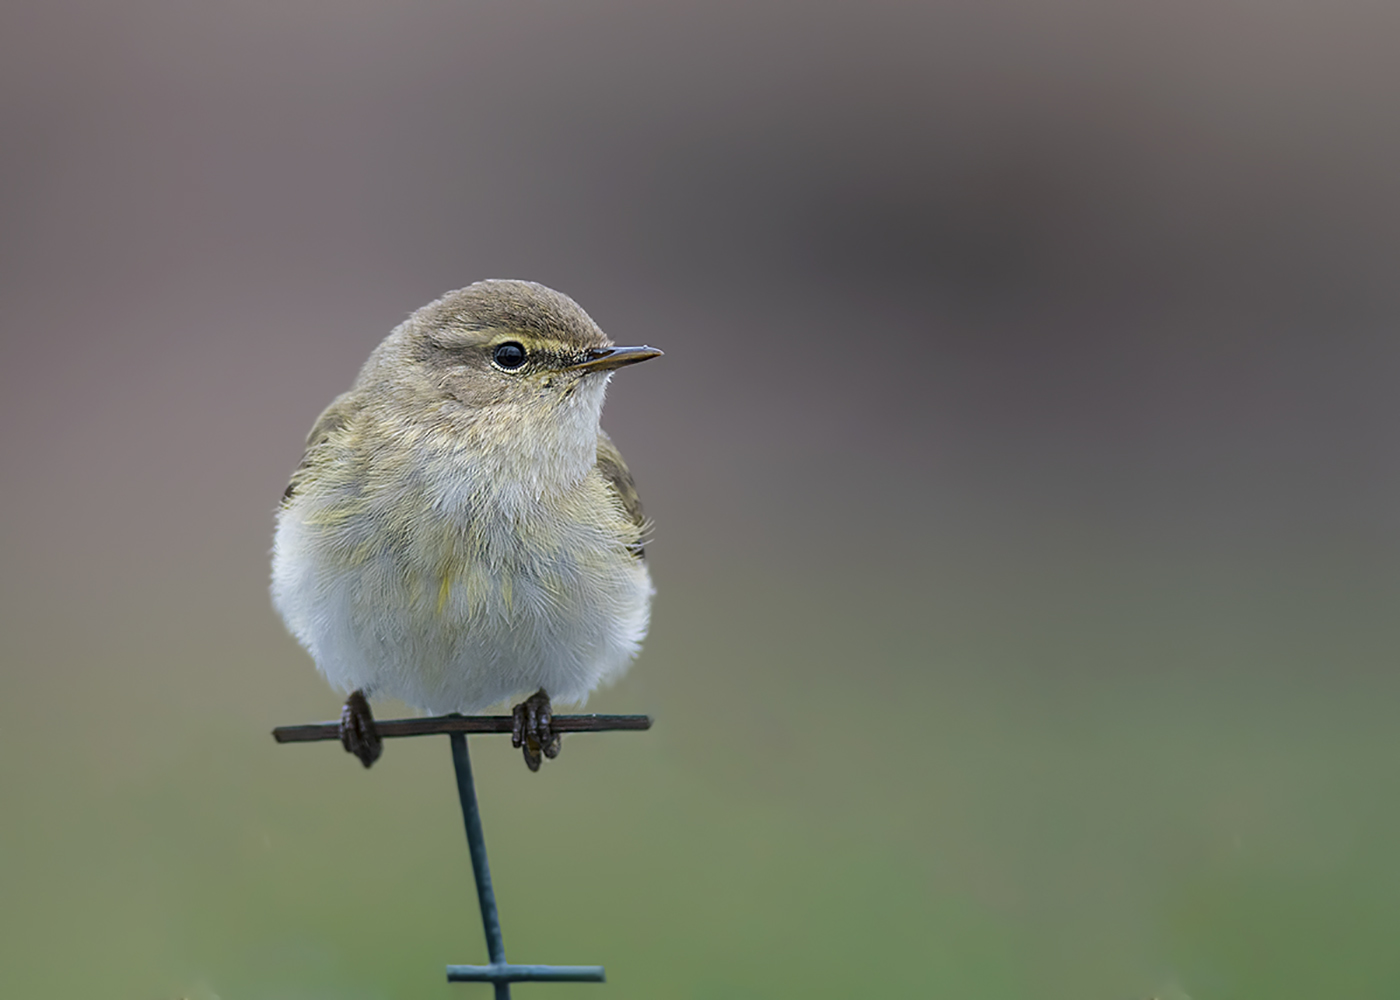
<box><xmin>339</xmin><ymin>689</ymin><xmax>383</xmax><ymax>768</ymax></box>
<box><xmin>511</xmin><ymin>688</ymin><xmax>562</xmax><ymax>772</ymax></box>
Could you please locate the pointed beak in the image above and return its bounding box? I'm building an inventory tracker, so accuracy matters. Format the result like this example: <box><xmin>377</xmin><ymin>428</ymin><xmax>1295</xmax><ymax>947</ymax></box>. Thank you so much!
<box><xmin>567</xmin><ymin>345</ymin><xmax>664</xmax><ymax>373</ymax></box>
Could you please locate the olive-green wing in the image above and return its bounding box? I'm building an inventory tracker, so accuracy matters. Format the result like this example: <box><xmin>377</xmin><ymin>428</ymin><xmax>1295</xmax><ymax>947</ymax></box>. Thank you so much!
<box><xmin>281</xmin><ymin>392</ymin><xmax>360</xmax><ymax>505</ymax></box>
<box><xmin>596</xmin><ymin>431</ymin><xmax>649</xmax><ymax>558</ymax></box>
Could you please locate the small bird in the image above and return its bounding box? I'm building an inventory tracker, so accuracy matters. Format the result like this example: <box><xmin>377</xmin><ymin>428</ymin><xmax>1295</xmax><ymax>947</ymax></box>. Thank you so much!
<box><xmin>271</xmin><ymin>280</ymin><xmax>660</xmax><ymax>770</ymax></box>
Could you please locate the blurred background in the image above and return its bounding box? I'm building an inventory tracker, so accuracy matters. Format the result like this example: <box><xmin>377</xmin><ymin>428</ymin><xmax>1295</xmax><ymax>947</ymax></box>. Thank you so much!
<box><xmin>2</xmin><ymin>1</ymin><xmax>1398</xmax><ymax>997</ymax></box>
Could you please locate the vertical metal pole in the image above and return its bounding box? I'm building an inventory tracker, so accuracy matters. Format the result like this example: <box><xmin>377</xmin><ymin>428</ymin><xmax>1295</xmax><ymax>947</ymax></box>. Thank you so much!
<box><xmin>449</xmin><ymin>732</ymin><xmax>510</xmax><ymax>1000</ymax></box>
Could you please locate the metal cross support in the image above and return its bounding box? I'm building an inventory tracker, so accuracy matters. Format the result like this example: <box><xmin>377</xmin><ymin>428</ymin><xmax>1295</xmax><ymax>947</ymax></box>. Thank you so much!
<box><xmin>273</xmin><ymin>711</ymin><xmax>652</xmax><ymax>998</ymax></box>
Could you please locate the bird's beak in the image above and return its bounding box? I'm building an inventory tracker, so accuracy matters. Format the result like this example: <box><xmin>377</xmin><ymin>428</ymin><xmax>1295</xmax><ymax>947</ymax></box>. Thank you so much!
<box><xmin>568</xmin><ymin>345</ymin><xmax>664</xmax><ymax>373</ymax></box>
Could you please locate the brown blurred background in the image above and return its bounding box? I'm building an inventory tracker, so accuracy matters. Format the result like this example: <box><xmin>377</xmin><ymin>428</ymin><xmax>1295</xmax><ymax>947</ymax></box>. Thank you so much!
<box><xmin>2</xmin><ymin>2</ymin><xmax>1398</xmax><ymax>998</ymax></box>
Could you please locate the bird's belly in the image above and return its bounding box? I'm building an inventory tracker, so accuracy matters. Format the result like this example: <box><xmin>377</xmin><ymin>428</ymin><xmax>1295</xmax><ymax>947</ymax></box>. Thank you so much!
<box><xmin>272</xmin><ymin>508</ymin><xmax>652</xmax><ymax>714</ymax></box>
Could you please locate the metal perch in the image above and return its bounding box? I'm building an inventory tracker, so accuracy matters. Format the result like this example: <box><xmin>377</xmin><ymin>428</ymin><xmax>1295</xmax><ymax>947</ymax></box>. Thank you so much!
<box><xmin>273</xmin><ymin>711</ymin><xmax>653</xmax><ymax>998</ymax></box>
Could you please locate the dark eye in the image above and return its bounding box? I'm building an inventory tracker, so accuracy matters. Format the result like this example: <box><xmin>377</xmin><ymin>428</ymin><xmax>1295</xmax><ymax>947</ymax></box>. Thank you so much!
<box><xmin>493</xmin><ymin>342</ymin><xmax>526</xmax><ymax>369</ymax></box>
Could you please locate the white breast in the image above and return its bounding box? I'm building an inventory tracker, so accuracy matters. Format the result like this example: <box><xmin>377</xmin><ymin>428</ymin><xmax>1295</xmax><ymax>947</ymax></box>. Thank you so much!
<box><xmin>271</xmin><ymin>407</ymin><xmax>653</xmax><ymax>713</ymax></box>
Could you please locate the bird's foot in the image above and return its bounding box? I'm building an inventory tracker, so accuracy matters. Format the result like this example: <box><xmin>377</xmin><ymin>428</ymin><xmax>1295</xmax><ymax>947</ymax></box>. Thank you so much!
<box><xmin>511</xmin><ymin>688</ymin><xmax>561</xmax><ymax>772</ymax></box>
<box><xmin>339</xmin><ymin>689</ymin><xmax>383</xmax><ymax>768</ymax></box>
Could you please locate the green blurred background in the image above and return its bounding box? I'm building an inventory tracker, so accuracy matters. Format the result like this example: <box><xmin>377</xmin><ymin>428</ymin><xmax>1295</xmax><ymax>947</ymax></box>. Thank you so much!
<box><xmin>2</xmin><ymin>2</ymin><xmax>1399</xmax><ymax>998</ymax></box>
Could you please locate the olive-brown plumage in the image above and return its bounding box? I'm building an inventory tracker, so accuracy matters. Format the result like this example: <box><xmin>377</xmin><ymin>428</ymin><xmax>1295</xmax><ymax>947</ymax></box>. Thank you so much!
<box><xmin>271</xmin><ymin>280</ymin><xmax>660</xmax><ymax>769</ymax></box>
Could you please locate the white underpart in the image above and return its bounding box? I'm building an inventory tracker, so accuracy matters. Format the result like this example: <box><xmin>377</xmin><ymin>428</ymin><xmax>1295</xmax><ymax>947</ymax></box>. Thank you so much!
<box><xmin>270</xmin><ymin>374</ymin><xmax>653</xmax><ymax>713</ymax></box>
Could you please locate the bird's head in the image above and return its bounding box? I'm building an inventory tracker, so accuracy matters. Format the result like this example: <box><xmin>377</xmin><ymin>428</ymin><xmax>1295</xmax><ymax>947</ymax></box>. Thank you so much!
<box><xmin>365</xmin><ymin>280</ymin><xmax>661</xmax><ymax>492</ymax></box>
<box><xmin>390</xmin><ymin>279</ymin><xmax>659</xmax><ymax>415</ymax></box>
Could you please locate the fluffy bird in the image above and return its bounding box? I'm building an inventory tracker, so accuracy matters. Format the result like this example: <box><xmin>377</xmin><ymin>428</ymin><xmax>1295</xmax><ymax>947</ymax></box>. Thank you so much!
<box><xmin>271</xmin><ymin>280</ymin><xmax>660</xmax><ymax>770</ymax></box>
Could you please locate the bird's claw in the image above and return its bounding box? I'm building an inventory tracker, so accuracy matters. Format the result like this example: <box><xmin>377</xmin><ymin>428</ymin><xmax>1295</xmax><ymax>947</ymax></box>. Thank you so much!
<box><xmin>511</xmin><ymin>689</ymin><xmax>561</xmax><ymax>772</ymax></box>
<box><xmin>339</xmin><ymin>689</ymin><xmax>383</xmax><ymax>768</ymax></box>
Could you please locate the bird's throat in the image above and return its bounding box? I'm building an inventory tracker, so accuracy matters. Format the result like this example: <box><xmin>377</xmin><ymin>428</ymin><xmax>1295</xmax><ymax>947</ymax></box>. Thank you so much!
<box><xmin>433</xmin><ymin>376</ymin><xmax>609</xmax><ymax>513</ymax></box>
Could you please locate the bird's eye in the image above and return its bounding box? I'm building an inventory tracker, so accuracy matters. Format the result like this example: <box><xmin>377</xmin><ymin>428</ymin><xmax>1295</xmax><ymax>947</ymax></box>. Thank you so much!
<box><xmin>493</xmin><ymin>342</ymin><xmax>527</xmax><ymax>369</ymax></box>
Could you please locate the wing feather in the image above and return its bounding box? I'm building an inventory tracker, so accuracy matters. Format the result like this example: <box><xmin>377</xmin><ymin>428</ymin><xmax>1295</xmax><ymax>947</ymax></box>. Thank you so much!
<box><xmin>281</xmin><ymin>392</ymin><xmax>360</xmax><ymax>505</ymax></box>
<box><xmin>596</xmin><ymin>431</ymin><xmax>649</xmax><ymax>558</ymax></box>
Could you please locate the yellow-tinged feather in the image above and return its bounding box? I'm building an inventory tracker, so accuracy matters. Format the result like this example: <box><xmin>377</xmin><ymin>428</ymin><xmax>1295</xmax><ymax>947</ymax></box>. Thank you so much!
<box><xmin>270</xmin><ymin>279</ymin><xmax>655</xmax><ymax>715</ymax></box>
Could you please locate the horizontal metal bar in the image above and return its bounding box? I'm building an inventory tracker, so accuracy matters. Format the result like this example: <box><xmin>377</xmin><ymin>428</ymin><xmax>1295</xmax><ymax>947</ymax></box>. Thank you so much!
<box><xmin>446</xmin><ymin>964</ymin><xmax>606</xmax><ymax>983</ymax></box>
<box><xmin>272</xmin><ymin>713</ymin><xmax>651</xmax><ymax>744</ymax></box>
